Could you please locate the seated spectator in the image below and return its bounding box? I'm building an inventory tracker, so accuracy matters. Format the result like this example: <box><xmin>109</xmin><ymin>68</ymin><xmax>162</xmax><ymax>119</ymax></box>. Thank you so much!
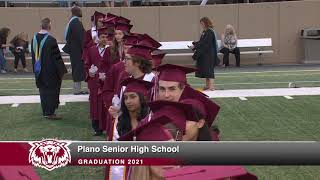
<box><xmin>9</xmin><ymin>32</ymin><xmax>29</xmax><ymax>72</ymax></box>
<box><xmin>220</xmin><ymin>24</ymin><xmax>240</xmax><ymax>67</ymax></box>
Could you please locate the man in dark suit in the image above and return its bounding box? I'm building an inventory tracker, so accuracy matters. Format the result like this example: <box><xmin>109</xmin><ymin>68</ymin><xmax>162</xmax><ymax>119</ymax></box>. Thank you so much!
<box><xmin>63</xmin><ymin>6</ymin><xmax>86</xmax><ymax>95</ymax></box>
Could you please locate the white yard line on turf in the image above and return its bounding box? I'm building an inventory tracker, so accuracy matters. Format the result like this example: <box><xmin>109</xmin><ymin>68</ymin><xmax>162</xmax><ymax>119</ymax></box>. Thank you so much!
<box><xmin>11</xmin><ymin>103</ymin><xmax>20</xmax><ymax>107</ymax></box>
<box><xmin>239</xmin><ymin>97</ymin><xmax>248</xmax><ymax>101</ymax></box>
<box><xmin>203</xmin><ymin>87</ymin><xmax>320</xmax><ymax>98</ymax></box>
<box><xmin>284</xmin><ymin>96</ymin><xmax>294</xmax><ymax>99</ymax></box>
<box><xmin>0</xmin><ymin>69</ymin><xmax>319</xmax><ymax>81</ymax></box>
<box><xmin>187</xmin><ymin>69</ymin><xmax>320</xmax><ymax>76</ymax></box>
<box><xmin>0</xmin><ymin>87</ymin><xmax>319</xmax><ymax>105</ymax></box>
<box><xmin>190</xmin><ymin>81</ymin><xmax>320</xmax><ymax>86</ymax></box>
<box><xmin>187</xmin><ymin>73</ymin><xmax>320</xmax><ymax>78</ymax></box>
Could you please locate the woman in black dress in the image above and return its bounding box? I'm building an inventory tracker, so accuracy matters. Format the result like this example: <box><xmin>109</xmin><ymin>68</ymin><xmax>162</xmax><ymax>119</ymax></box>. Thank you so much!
<box><xmin>192</xmin><ymin>17</ymin><xmax>218</xmax><ymax>91</ymax></box>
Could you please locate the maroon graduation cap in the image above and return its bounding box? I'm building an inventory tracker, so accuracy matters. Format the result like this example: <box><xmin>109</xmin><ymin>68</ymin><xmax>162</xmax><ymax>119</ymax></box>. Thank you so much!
<box><xmin>117</xmin><ymin>115</ymin><xmax>174</xmax><ymax>141</ymax></box>
<box><xmin>164</xmin><ymin>166</ymin><xmax>258</xmax><ymax>180</ymax></box>
<box><xmin>121</xmin><ymin>78</ymin><xmax>154</xmax><ymax>98</ymax></box>
<box><xmin>148</xmin><ymin>100</ymin><xmax>198</xmax><ymax>133</ymax></box>
<box><xmin>116</xmin><ymin>16</ymin><xmax>131</xmax><ymax>24</ymax></box>
<box><xmin>180</xmin><ymin>86</ymin><xmax>220</xmax><ymax>127</ymax></box>
<box><xmin>102</xmin><ymin>17</ymin><xmax>116</xmax><ymax>29</ymax></box>
<box><xmin>98</xmin><ymin>27</ymin><xmax>109</xmax><ymax>37</ymax></box>
<box><xmin>151</xmin><ymin>51</ymin><xmax>166</xmax><ymax>68</ymax></box>
<box><xmin>124</xmin><ymin>34</ymin><xmax>140</xmax><ymax>45</ymax></box>
<box><xmin>127</xmin><ymin>45</ymin><xmax>154</xmax><ymax>60</ymax></box>
<box><xmin>106</xmin><ymin>13</ymin><xmax>118</xmax><ymax>20</ymax></box>
<box><xmin>155</xmin><ymin>64</ymin><xmax>197</xmax><ymax>84</ymax></box>
<box><xmin>115</xmin><ymin>22</ymin><xmax>133</xmax><ymax>33</ymax></box>
<box><xmin>92</xmin><ymin>11</ymin><xmax>106</xmax><ymax>24</ymax></box>
<box><xmin>137</xmin><ymin>34</ymin><xmax>161</xmax><ymax>49</ymax></box>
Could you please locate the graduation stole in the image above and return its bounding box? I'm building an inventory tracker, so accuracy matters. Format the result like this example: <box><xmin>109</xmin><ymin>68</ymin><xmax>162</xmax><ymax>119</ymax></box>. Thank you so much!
<box><xmin>64</xmin><ymin>16</ymin><xmax>78</xmax><ymax>41</ymax></box>
<box><xmin>32</xmin><ymin>33</ymin><xmax>49</xmax><ymax>77</ymax></box>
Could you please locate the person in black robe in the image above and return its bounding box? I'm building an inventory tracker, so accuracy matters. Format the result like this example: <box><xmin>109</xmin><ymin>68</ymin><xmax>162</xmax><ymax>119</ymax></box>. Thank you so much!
<box><xmin>191</xmin><ymin>17</ymin><xmax>218</xmax><ymax>91</ymax></box>
<box><xmin>31</xmin><ymin>18</ymin><xmax>67</xmax><ymax>120</ymax></box>
<box><xmin>62</xmin><ymin>6</ymin><xmax>86</xmax><ymax>95</ymax></box>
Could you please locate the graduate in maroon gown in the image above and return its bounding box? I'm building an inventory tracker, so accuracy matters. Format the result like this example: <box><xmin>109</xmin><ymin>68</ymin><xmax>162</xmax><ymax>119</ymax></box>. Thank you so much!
<box><xmin>136</xmin><ymin>64</ymin><xmax>197</xmax><ymax>124</ymax></box>
<box><xmin>107</xmin><ymin>45</ymin><xmax>157</xmax><ymax>125</ymax></box>
<box><xmin>84</xmin><ymin>27</ymin><xmax>114</xmax><ymax>136</ymax></box>
<box><xmin>156</xmin><ymin>64</ymin><xmax>197</xmax><ymax>102</ymax></box>
<box><xmin>101</xmin><ymin>22</ymin><xmax>135</xmax><ymax>135</ymax></box>
<box><xmin>83</xmin><ymin>11</ymin><xmax>106</xmax><ymax>62</ymax></box>
<box><xmin>105</xmin><ymin>78</ymin><xmax>153</xmax><ymax>180</ymax></box>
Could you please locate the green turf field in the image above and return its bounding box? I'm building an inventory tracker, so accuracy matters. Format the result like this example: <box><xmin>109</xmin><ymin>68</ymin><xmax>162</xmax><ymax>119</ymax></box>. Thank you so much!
<box><xmin>1</xmin><ymin>95</ymin><xmax>320</xmax><ymax>179</ymax></box>
<box><xmin>0</xmin><ymin>65</ymin><xmax>320</xmax><ymax>96</ymax></box>
<box><xmin>0</xmin><ymin>65</ymin><xmax>320</xmax><ymax>179</ymax></box>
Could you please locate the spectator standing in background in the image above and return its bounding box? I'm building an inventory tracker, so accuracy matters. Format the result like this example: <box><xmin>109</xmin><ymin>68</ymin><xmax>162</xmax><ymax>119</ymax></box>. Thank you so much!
<box><xmin>191</xmin><ymin>17</ymin><xmax>218</xmax><ymax>91</ymax></box>
<box><xmin>63</xmin><ymin>6</ymin><xmax>86</xmax><ymax>95</ymax></box>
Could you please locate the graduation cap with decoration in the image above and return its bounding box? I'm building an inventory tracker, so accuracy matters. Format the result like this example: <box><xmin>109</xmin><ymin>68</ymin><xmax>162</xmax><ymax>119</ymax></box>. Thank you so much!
<box><xmin>155</xmin><ymin>64</ymin><xmax>197</xmax><ymax>84</ymax></box>
<box><xmin>179</xmin><ymin>86</ymin><xmax>220</xmax><ymax>127</ymax></box>
<box><xmin>120</xmin><ymin>78</ymin><xmax>154</xmax><ymax>98</ymax></box>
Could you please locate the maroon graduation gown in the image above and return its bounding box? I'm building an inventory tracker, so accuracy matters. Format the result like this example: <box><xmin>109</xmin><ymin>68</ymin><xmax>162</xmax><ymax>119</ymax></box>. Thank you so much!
<box><xmin>82</xmin><ymin>29</ymin><xmax>96</xmax><ymax>63</ymax></box>
<box><xmin>84</xmin><ymin>45</ymin><xmax>112</xmax><ymax>130</ymax></box>
<box><xmin>101</xmin><ymin>60</ymin><xmax>125</xmax><ymax>135</ymax></box>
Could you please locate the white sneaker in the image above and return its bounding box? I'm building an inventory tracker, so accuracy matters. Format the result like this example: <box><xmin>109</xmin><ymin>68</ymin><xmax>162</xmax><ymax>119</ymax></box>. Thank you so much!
<box><xmin>23</xmin><ymin>68</ymin><xmax>28</xmax><ymax>72</ymax></box>
<box><xmin>0</xmin><ymin>70</ymin><xmax>7</xmax><ymax>74</ymax></box>
<box><xmin>14</xmin><ymin>69</ymin><xmax>18</xmax><ymax>73</ymax></box>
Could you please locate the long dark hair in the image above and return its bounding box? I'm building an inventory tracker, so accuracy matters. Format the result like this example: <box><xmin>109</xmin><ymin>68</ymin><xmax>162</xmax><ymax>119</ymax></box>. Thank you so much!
<box><xmin>192</xmin><ymin>108</ymin><xmax>212</xmax><ymax>141</ymax></box>
<box><xmin>117</xmin><ymin>92</ymin><xmax>150</xmax><ymax>136</ymax></box>
<box><xmin>110</xmin><ymin>38</ymin><xmax>120</xmax><ymax>62</ymax></box>
<box><xmin>0</xmin><ymin>27</ymin><xmax>11</xmax><ymax>43</ymax></box>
